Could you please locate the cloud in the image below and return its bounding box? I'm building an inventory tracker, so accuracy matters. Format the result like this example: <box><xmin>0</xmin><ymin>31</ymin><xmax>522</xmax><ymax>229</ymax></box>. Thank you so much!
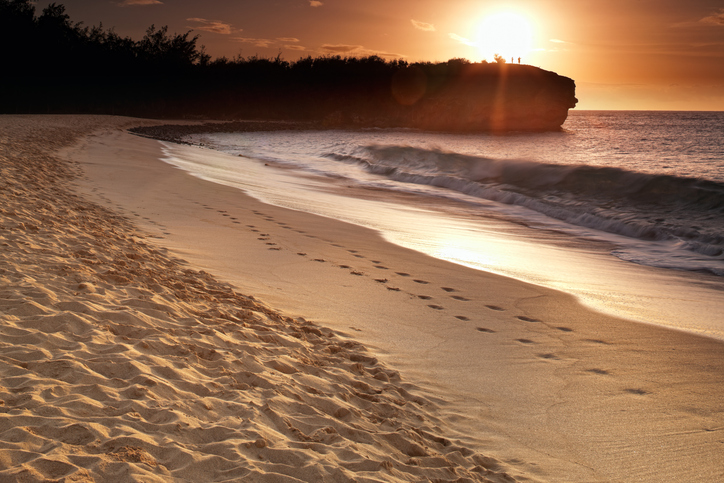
<box><xmin>186</xmin><ymin>18</ymin><xmax>233</xmax><ymax>34</ymax></box>
<box><xmin>363</xmin><ymin>50</ymin><xmax>405</xmax><ymax>59</ymax></box>
<box><xmin>411</xmin><ymin>20</ymin><xmax>435</xmax><ymax>32</ymax></box>
<box><xmin>233</xmin><ymin>36</ymin><xmax>307</xmax><ymax>52</ymax></box>
<box><xmin>310</xmin><ymin>1</ymin><xmax>323</xmax><ymax>7</ymax></box>
<box><xmin>233</xmin><ymin>37</ymin><xmax>275</xmax><ymax>48</ymax></box>
<box><xmin>118</xmin><ymin>0</ymin><xmax>162</xmax><ymax>5</ymax></box>
<box><xmin>701</xmin><ymin>9</ymin><xmax>724</xmax><ymax>25</ymax></box>
<box><xmin>321</xmin><ymin>44</ymin><xmax>363</xmax><ymax>54</ymax></box>
<box><xmin>448</xmin><ymin>33</ymin><xmax>475</xmax><ymax>46</ymax></box>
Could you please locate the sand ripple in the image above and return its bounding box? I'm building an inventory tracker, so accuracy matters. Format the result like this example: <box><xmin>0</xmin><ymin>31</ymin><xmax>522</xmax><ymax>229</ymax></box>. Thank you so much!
<box><xmin>0</xmin><ymin>116</ymin><xmax>515</xmax><ymax>482</ymax></box>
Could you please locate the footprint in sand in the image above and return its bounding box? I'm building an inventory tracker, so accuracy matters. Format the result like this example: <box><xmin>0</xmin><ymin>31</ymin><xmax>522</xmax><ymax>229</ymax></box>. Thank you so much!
<box><xmin>441</xmin><ymin>287</ymin><xmax>456</xmax><ymax>292</ymax></box>
<box><xmin>455</xmin><ymin>315</ymin><xmax>470</xmax><ymax>321</ymax></box>
<box><xmin>386</xmin><ymin>286</ymin><xmax>400</xmax><ymax>291</ymax></box>
<box><xmin>374</xmin><ymin>265</ymin><xmax>388</xmax><ymax>270</ymax></box>
<box><xmin>353</xmin><ymin>254</ymin><xmax>365</xmax><ymax>258</ymax></box>
<box><xmin>624</xmin><ymin>388</ymin><xmax>649</xmax><ymax>395</ymax></box>
<box><xmin>348</xmin><ymin>250</ymin><xmax>359</xmax><ymax>253</ymax></box>
<box><xmin>417</xmin><ymin>295</ymin><xmax>432</xmax><ymax>300</ymax></box>
<box><xmin>339</xmin><ymin>265</ymin><xmax>351</xmax><ymax>269</ymax></box>
<box><xmin>350</xmin><ymin>270</ymin><xmax>364</xmax><ymax>276</ymax></box>
<box><xmin>374</xmin><ymin>279</ymin><xmax>388</xmax><ymax>283</ymax></box>
<box><xmin>517</xmin><ymin>316</ymin><xmax>541</xmax><ymax>323</ymax></box>
<box><xmin>451</xmin><ymin>295</ymin><xmax>469</xmax><ymax>301</ymax></box>
<box><xmin>556</xmin><ymin>326</ymin><xmax>573</xmax><ymax>332</ymax></box>
<box><xmin>265</xmin><ymin>242</ymin><xmax>276</xmax><ymax>246</ymax></box>
<box><xmin>516</xmin><ymin>338</ymin><xmax>535</xmax><ymax>344</ymax></box>
<box><xmin>396</xmin><ymin>272</ymin><xmax>410</xmax><ymax>277</ymax></box>
<box><xmin>297</xmin><ymin>252</ymin><xmax>306</xmax><ymax>256</ymax></box>
<box><xmin>476</xmin><ymin>327</ymin><xmax>495</xmax><ymax>332</ymax></box>
<box><xmin>413</xmin><ymin>280</ymin><xmax>429</xmax><ymax>284</ymax></box>
<box><xmin>587</xmin><ymin>368</ymin><xmax>610</xmax><ymax>375</ymax></box>
<box><xmin>537</xmin><ymin>353</ymin><xmax>559</xmax><ymax>360</ymax></box>
<box><xmin>313</xmin><ymin>258</ymin><xmax>326</xmax><ymax>263</ymax></box>
<box><xmin>268</xmin><ymin>247</ymin><xmax>281</xmax><ymax>251</ymax></box>
<box><xmin>583</xmin><ymin>338</ymin><xmax>610</xmax><ymax>345</ymax></box>
<box><xmin>427</xmin><ymin>304</ymin><xmax>444</xmax><ymax>310</ymax></box>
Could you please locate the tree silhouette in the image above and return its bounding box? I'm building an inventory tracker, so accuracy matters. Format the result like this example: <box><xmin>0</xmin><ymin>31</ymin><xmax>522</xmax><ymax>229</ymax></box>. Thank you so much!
<box><xmin>0</xmin><ymin>0</ymin><xmax>577</xmax><ymax>130</ymax></box>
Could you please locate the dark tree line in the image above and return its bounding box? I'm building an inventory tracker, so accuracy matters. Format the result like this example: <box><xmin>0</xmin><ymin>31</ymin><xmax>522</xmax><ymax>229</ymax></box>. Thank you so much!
<box><xmin>0</xmin><ymin>0</ymin><xmax>576</xmax><ymax>130</ymax></box>
<box><xmin>1</xmin><ymin>0</ymin><xmax>210</xmax><ymax>115</ymax></box>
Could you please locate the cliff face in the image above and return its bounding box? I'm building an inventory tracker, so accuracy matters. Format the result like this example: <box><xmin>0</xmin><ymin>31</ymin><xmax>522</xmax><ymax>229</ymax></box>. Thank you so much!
<box><xmin>386</xmin><ymin>63</ymin><xmax>578</xmax><ymax>132</ymax></box>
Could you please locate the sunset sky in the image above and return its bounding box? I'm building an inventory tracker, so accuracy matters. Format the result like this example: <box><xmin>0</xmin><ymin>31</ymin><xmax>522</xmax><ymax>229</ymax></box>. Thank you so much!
<box><xmin>35</xmin><ymin>0</ymin><xmax>724</xmax><ymax>110</ymax></box>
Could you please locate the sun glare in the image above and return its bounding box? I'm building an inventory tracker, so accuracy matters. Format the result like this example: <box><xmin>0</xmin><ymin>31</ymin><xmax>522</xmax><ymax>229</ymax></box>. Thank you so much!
<box><xmin>475</xmin><ymin>12</ymin><xmax>533</xmax><ymax>63</ymax></box>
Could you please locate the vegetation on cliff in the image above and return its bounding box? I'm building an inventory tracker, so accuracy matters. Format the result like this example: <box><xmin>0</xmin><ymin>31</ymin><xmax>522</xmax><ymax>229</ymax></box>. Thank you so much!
<box><xmin>0</xmin><ymin>0</ymin><xmax>577</xmax><ymax>130</ymax></box>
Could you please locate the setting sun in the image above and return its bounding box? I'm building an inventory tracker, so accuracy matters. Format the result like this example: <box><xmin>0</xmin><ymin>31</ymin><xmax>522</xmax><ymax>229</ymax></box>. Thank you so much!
<box><xmin>475</xmin><ymin>12</ymin><xmax>533</xmax><ymax>63</ymax></box>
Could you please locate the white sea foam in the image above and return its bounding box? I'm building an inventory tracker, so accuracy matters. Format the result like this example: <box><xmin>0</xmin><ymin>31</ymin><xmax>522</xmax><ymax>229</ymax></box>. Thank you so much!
<box><xmin>187</xmin><ymin>111</ymin><xmax>724</xmax><ymax>276</ymax></box>
<box><xmin>162</xmin><ymin>111</ymin><xmax>724</xmax><ymax>339</ymax></box>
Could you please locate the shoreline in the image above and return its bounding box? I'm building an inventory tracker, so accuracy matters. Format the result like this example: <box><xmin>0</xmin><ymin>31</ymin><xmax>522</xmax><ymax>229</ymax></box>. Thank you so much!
<box><xmin>1</xmin><ymin>115</ymin><xmax>520</xmax><ymax>482</ymax></box>
<box><xmin>3</xmin><ymin>115</ymin><xmax>724</xmax><ymax>481</ymax></box>
<box><xmin>157</xmin><ymin>124</ymin><xmax>724</xmax><ymax>342</ymax></box>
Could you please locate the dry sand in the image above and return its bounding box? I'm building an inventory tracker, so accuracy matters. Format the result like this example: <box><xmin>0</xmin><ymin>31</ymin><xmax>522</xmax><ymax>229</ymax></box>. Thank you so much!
<box><xmin>0</xmin><ymin>116</ymin><xmax>518</xmax><ymax>482</ymax></box>
<box><xmin>2</xmin><ymin>115</ymin><xmax>724</xmax><ymax>482</ymax></box>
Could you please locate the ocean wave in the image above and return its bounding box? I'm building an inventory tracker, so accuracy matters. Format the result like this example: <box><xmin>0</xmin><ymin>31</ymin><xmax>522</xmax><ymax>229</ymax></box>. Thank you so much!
<box><xmin>326</xmin><ymin>145</ymin><xmax>724</xmax><ymax>266</ymax></box>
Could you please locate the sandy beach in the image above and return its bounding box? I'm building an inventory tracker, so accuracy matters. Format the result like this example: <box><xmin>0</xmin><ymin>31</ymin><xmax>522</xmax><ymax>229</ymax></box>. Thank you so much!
<box><xmin>2</xmin><ymin>115</ymin><xmax>724</xmax><ymax>482</ymax></box>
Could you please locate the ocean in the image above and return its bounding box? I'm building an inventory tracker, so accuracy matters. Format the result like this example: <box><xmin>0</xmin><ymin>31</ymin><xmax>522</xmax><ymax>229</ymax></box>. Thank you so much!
<box><xmin>160</xmin><ymin>110</ymin><xmax>724</xmax><ymax>339</ymax></box>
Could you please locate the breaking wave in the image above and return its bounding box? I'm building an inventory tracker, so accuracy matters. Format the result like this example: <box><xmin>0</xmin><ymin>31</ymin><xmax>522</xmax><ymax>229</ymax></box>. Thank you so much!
<box><xmin>326</xmin><ymin>145</ymin><xmax>724</xmax><ymax>270</ymax></box>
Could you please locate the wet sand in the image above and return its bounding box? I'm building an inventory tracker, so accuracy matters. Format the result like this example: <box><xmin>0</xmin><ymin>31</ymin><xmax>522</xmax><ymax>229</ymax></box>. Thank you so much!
<box><xmin>2</xmin><ymin>115</ymin><xmax>723</xmax><ymax>481</ymax></box>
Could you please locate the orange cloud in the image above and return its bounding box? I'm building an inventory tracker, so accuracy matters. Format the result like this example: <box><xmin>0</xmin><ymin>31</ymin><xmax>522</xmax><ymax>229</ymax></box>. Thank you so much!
<box><xmin>321</xmin><ymin>44</ymin><xmax>362</xmax><ymax>54</ymax></box>
<box><xmin>701</xmin><ymin>9</ymin><xmax>724</xmax><ymax>25</ymax></box>
<box><xmin>234</xmin><ymin>37</ymin><xmax>275</xmax><ymax>48</ymax></box>
<box><xmin>411</xmin><ymin>20</ymin><xmax>435</xmax><ymax>32</ymax></box>
<box><xmin>310</xmin><ymin>1</ymin><xmax>323</xmax><ymax>7</ymax></box>
<box><xmin>187</xmin><ymin>18</ymin><xmax>233</xmax><ymax>34</ymax></box>
<box><xmin>449</xmin><ymin>33</ymin><xmax>474</xmax><ymax>46</ymax></box>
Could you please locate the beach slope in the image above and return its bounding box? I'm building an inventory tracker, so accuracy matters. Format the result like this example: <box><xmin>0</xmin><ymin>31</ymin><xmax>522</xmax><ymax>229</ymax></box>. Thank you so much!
<box><xmin>0</xmin><ymin>116</ymin><xmax>517</xmax><ymax>482</ymax></box>
<box><xmin>3</xmin><ymin>116</ymin><xmax>724</xmax><ymax>482</ymax></box>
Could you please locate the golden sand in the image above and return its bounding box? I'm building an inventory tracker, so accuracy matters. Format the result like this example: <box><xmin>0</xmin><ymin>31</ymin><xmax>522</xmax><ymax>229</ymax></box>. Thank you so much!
<box><xmin>0</xmin><ymin>116</ymin><xmax>515</xmax><ymax>482</ymax></box>
<box><xmin>3</xmin><ymin>115</ymin><xmax>724</xmax><ymax>482</ymax></box>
